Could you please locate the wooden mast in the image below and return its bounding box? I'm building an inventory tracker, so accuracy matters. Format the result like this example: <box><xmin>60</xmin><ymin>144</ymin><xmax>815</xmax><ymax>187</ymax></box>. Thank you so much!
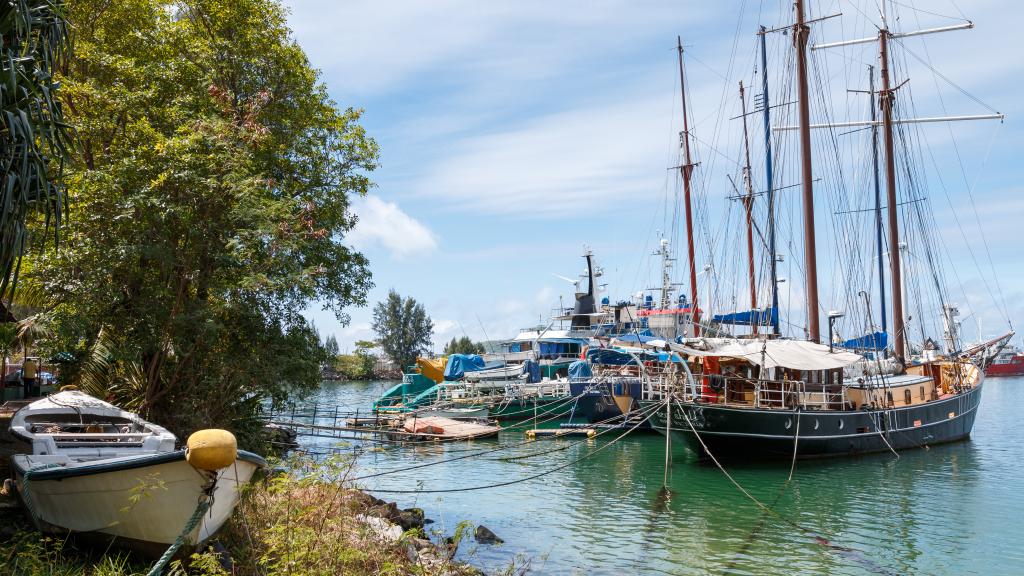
<box><xmin>739</xmin><ymin>81</ymin><xmax>759</xmax><ymax>335</ymax></box>
<box><xmin>794</xmin><ymin>0</ymin><xmax>820</xmax><ymax>342</ymax></box>
<box><xmin>878</xmin><ymin>4</ymin><xmax>905</xmax><ymax>361</ymax></box>
<box><xmin>677</xmin><ymin>36</ymin><xmax>700</xmax><ymax>337</ymax></box>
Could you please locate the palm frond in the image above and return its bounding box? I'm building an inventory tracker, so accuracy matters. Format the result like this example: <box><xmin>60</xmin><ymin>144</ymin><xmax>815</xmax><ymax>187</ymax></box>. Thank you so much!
<box><xmin>0</xmin><ymin>0</ymin><xmax>73</xmax><ymax>298</ymax></box>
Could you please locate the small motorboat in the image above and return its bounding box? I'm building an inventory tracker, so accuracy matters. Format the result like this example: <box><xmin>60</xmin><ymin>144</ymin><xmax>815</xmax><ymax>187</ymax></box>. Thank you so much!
<box><xmin>9</xmin><ymin>390</ymin><xmax>266</xmax><ymax>557</ymax></box>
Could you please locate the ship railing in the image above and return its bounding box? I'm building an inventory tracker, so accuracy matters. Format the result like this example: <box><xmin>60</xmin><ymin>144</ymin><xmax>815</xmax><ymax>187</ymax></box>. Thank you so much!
<box><xmin>680</xmin><ymin>375</ymin><xmax>847</xmax><ymax>410</ymax></box>
<box><xmin>753</xmin><ymin>380</ymin><xmax>846</xmax><ymax>410</ymax></box>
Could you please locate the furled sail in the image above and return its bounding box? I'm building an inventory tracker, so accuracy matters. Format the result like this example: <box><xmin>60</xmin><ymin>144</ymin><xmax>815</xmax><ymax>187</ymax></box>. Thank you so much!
<box><xmin>837</xmin><ymin>331</ymin><xmax>888</xmax><ymax>351</ymax></box>
<box><xmin>711</xmin><ymin>307</ymin><xmax>777</xmax><ymax>327</ymax></box>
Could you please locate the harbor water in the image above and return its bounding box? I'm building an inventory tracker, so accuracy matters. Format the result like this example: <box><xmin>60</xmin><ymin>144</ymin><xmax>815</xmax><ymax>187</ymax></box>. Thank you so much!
<box><xmin>295</xmin><ymin>377</ymin><xmax>1024</xmax><ymax>575</ymax></box>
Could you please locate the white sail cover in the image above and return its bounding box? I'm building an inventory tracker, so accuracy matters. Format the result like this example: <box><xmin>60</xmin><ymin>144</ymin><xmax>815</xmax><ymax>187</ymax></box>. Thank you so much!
<box><xmin>665</xmin><ymin>339</ymin><xmax>863</xmax><ymax>370</ymax></box>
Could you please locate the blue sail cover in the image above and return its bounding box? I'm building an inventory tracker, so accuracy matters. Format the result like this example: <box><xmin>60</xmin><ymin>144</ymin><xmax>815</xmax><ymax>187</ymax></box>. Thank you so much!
<box><xmin>712</xmin><ymin>307</ymin><xmax>778</xmax><ymax>326</ymax></box>
<box><xmin>614</xmin><ymin>333</ymin><xmax>660</xmax><ymax>344</ymax></box>
<box><xmin>839</xmin><ymin>331</ymin><xmax>888</xmax><ymax>351</ymax></box>
<box><xmin>521</xmin><ymin>359</ymin><xmax>542</xmax><ymax>383</ymax></box>
<box><xmin>587</xmin><ymin>348</ymin><xmax>640</xmax><ymax>366</ymax></box>
<box><xmin>568</xmin><ymin>360</ymin><xmax>592</xmax><ymax>381</ymax></box>
<box><xmin>443</xmin><ymin>354</ymin><xmax>487</xmax><ymax>380</ymax></box>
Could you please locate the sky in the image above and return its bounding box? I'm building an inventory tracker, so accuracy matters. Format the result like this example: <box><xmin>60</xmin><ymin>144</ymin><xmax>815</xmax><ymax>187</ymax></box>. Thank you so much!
<box><xmin>283</xmin><ymin>0</ymin><xmax>1024</xmax><ymax>353</ymax></box>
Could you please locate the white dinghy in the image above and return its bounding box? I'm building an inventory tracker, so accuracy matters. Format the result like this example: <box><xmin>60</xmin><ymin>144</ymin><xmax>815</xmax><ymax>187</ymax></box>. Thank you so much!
<box><xmin>9</xmin><ymin>390</ymin><xmax>266</xmax><ymax>556</ymax></box>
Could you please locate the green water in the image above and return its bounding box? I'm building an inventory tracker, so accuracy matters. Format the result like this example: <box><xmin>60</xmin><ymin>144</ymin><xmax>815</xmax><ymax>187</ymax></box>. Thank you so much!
<box><xmin>297</xmin><ymin>378</ymin><xmax>1023</xmax><ymax>575</ymax></box>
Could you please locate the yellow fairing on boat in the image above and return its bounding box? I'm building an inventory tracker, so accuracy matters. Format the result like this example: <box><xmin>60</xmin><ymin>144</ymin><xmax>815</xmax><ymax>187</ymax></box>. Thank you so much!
<box><xmin>417</xmin><ymin>356</ymin><xmax>447</xmax><ymax>384</ymax></box>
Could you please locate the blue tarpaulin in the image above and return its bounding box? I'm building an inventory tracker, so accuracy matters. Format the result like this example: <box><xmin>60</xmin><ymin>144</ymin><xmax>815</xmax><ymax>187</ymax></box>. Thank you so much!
<box><xmin>443</xmin><ymin>354</ymin><xmax>486</xmax><ymax>380</ymax></box>
<box><xmin>614</xmin><ymin>333</ymin><xmax>660</xmax><ymax>344</ymax></box>
<box><xmin>586</xmin><ymin>348</ymin><xmax>652</xmax><ymax>366</ymax></box>
<box><xmin>521</xmin><ymin>359</ymin><xmax>541</xmax><ymax>383</ymax></box>
<box><xmin>712</xmin><ymin>307</ymin><xmax>778</xmax><ymax>327</ymax></box>
<box><xmin>839</xmin><ymin>331</ymin><xmax>888</xmax><ymax>351</ymax></box>
<box><xmin>568</xmin><ymin>360</ymin><xmax>592</xmax><ymax>381</ymax></box>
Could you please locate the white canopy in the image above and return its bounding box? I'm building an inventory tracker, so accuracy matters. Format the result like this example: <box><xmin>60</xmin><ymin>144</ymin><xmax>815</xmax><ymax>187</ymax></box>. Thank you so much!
<box><xmin>663</xmin><ymin>338</ymin><xmax>863</xmax><ymax>370</ymax></box>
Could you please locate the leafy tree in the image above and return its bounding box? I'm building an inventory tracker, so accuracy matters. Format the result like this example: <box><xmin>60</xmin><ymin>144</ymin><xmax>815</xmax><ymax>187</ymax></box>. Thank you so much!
<box><xmin>0</xmin><ymin>1</ymin><xmax>73</xmax><ymax>299</ymax></box>
<box><xmin>23</xmin><ymin>0</ymin><xmax>376</xmax><ymax>442</ymax></box>
<box><xmin>0</xmin><ymin>323</ymin><xmax>19</xmax><ymax>382</ymax></box>
<box><xmin>371</xmin><ymin>290</ymin><xmax>432</xmax><ymax>370</ymax></box>
<box><xmin>443</xmin><ymin>336</ymin><xmax>484</xmax><ymax>355</ymax></box>
<box><xmin>323</xmin><ymin>334</ymin><xmax>340</xmax><ymax>359</ymax></box>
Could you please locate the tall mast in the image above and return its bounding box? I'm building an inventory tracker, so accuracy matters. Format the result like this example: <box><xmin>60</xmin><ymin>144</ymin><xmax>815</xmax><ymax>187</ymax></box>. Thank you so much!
<box><xmin>794</xmin><ymin>0</ymin><xmax>820</xmax><ymax>342</ymax></box>
<box><xmin>759</xmin><ymin>26</ymin><xmax>781</xmax><ymax>336</ymax></box>
<box><xmin>739</xmin><ymin>81</ymin><xmax>759</xmax><ymax>336</ymax></box>
<box><xmin>678</xmin><ymin>36</ymin><xmax>700</xmax><ymax>337</ymax></box>
<box><xmin>868</xmin><ymin>65</ymin><xmax>888</xmax><ymax>340</ymax></box>
<box><xmin>878</xmin><ymin>3</ymin><xmax>906</xmax><ymax>361</ymax></box>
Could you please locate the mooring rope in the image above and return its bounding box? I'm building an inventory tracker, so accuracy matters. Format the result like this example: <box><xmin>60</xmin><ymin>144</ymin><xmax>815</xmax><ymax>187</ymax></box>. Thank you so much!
<box><xmin>146</xmin><ymin>484</ymin><xmax>215</xmax><ymax>576</ymax></box>
<box><xmin>347</xmin><ymin>398</ymin><xmax>656</xmax><ymax>482</ymax></box>
<box><xmin>787</xmin><ymin>407</ymin><xmax>801</xmax><ymax>482</ymax></box>
<box><xmin>365</xmin><ymin>399</ymin><xmax>666</xmax><ymax>494</ymax></box>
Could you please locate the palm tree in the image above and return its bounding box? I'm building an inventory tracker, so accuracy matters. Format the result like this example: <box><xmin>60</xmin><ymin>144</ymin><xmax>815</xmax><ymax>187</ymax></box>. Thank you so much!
<box><xmin>0</xmin><ymin>1</ymin><xmax>73</xmax><ymax>300</ymax></box>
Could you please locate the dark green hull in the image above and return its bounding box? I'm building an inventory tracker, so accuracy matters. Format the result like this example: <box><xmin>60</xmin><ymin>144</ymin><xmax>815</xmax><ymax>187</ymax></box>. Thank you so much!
<box><xmin>646</xmin><ymin>383</ymin><xmax>983</xmax><ymax>460</ymax></box>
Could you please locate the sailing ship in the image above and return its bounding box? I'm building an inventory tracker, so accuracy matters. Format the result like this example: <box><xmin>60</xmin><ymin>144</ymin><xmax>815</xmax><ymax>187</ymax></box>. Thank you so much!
<box><xmin>643</xmin><ymin>1</ymin><xmax>1006</xmax><ymax>459</ymax></box>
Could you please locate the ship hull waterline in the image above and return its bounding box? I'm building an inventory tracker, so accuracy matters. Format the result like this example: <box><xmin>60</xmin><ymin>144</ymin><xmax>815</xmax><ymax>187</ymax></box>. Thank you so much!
<box><xmin>645</xmin><ymin>383</ymin><xmax>983</xmax><ymax>460</ymax></box>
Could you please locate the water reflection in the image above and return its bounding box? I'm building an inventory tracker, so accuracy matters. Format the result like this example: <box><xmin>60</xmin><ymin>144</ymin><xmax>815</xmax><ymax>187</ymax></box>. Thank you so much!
<box><xmin>299</xmin><ymin>378</ymin><xmax>1022</xmax><ymax>575</ymax></box>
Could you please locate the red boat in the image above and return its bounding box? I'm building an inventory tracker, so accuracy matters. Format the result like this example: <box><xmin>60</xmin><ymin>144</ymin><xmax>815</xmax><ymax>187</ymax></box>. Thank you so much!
<box><xmin>986</xmin><ymin>346</ymin><xmax>1024</xmax><ymax>377</ymax></box>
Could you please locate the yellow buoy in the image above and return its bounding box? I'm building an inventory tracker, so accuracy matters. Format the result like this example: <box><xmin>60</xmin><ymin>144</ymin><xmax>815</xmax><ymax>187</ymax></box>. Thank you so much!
<box><xmin>186</xmin><ymin>429</ymin><xmax>238</xmax><ymax>471</ymax></box>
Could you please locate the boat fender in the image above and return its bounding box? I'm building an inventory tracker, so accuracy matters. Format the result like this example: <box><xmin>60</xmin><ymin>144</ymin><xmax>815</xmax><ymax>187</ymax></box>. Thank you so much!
<box><xmin>708</xmin><ymin>374</ymin><xmax>725</xmax><ymax>392</ymax></box>
<box><xmin>186</xmin><ymin>429</ymin><xmax>237</xmax><ymax>471</ymax></box>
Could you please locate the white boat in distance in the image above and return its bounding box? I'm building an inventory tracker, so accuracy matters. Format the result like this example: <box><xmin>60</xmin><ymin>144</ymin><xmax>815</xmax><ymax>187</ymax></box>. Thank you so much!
<box><xmin>9</xmin><ymin>390</ymin><xmax>266</xmax><ymax>556</ymax></box>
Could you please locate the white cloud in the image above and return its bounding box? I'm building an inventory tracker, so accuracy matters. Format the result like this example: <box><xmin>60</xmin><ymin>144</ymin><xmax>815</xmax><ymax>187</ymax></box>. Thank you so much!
<box><xmin>413</xmin><ymin>88</ymin><xmax>683</xmax><ymax>217</ymax></box>
<box><xmin>288</xmin><ymin>1</ymin><xmax>713</xmax><ymax>97</ymax></box>
<box><xmin>346</xmin><ymin>195</ymin><xmax>438</xmax><ymax>258</ymax></box>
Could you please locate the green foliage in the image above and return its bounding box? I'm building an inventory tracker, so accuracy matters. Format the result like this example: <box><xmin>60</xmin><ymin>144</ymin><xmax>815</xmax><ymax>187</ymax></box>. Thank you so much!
<box><xmin>0</xmin><ymin>531</ymin><xmax>145</xmax><ymax>575</ymax></box>
<box><xmin>372</xmin><ymin>290</ymin><xmax>433</xmax><ymax>370</ymax></box>
<box><xmin>443</xmin><ymin>336</ymin><xmax>485</xmax><ymax>355</ymax></box>
<box><xmin>21</xmin><ymin>0</ymin><xmax>377</xmax><ymax>443</ymax></box>
<box><xmin>0</xmin><ymin>0</ymin><xmax>74</xmax><ymax>297</ymax></box>
<box><xmin>215</xmin><ymin>455</ymin><xmax>478</xmax><ymax>576</ymax></box>
<box><xmin>334</xmin><ymin>353</ymin><xmax>374</xmax><ymax>381</ymax></box>
<box><xmin>323</xmin><ymin>334</ymin><xmax>340</xmax><ymax>358</ymax></box>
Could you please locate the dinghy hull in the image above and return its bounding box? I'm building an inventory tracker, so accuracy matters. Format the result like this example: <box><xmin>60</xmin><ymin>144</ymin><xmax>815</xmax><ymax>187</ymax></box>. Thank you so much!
<box><xmin>13</xmin><ymin>449</ymin><xmax>265</xmax><ymax>555</ymax></box>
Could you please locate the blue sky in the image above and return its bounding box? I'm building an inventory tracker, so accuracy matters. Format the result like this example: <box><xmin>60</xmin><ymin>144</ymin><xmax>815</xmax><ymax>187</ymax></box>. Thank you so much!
<box><xmin>284</xmin><ymin>0</ymin><xmax>1024</xmax><ymax>352</ymax></box>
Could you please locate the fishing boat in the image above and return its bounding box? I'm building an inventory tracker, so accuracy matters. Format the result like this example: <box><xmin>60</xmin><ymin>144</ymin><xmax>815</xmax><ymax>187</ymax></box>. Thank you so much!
<box><xmin>640</xmin><ymin>1</ymin><xmax>1006</xmax><ymax>460</ymax></box>
<box><xmin>567</xmin><ymin>345</ymin><xmax>677</xmax><ymax>427</ymax></box>
<box><xmin>9</xmin><ymin>390</ymin><xmax>266</xmax><ymax>556</ymax></box>
<box><xmin>982</xmin><ymin>343</ymin><xmax>1024</xmax><ymax>377</ymax></box>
